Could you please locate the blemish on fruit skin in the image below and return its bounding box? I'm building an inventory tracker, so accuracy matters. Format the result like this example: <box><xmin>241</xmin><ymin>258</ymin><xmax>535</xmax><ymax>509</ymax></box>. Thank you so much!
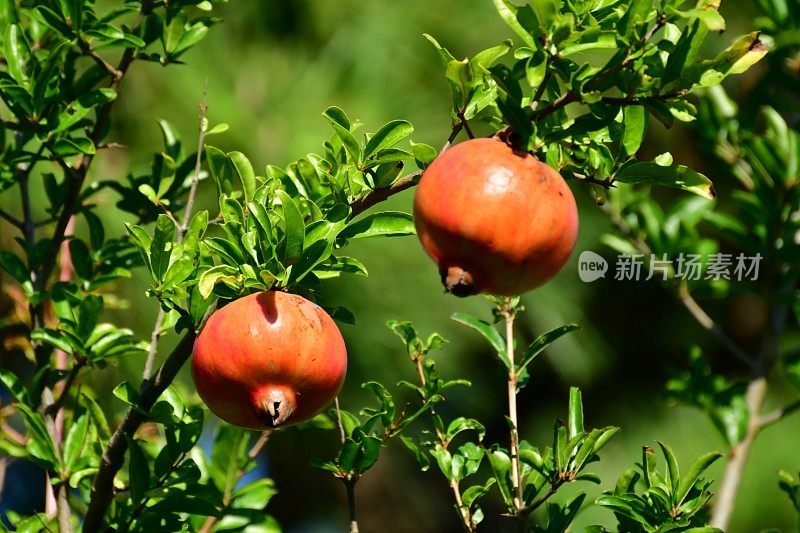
<box><xmin>250</xmin><ymin>324</ymin><xmax>261</xmax><ymax>337</ymax></box>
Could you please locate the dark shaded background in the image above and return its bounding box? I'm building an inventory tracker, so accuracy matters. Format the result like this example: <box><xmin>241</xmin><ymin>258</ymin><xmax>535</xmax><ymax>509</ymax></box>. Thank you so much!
<box><xmin>2</xmin><ymin>1</ymin><xmax>798</xmax><ymax>531</ymax></box>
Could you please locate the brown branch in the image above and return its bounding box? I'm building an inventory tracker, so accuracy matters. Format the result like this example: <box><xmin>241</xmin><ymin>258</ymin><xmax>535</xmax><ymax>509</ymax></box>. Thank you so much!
<box><xmin>349</xmin><ymin>171</ymin><xmax>420</xmax><ymax>217</ymax></box>
<box><xmin>82</xmin><ymin>329</ymin><xmax>200</xmax><ymax>533</ymax></box>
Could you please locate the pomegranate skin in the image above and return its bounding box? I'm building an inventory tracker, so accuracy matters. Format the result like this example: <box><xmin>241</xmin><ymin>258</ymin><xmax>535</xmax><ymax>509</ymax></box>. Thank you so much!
<box><xmin>192</xmin><ymin>291</ymin><xmax>347</xmax><ymax>429</ymax></box>
<box><xmin>413</xmin><ymin>138</ymin><xmax>579</xmax><ymax>296</ymax></box>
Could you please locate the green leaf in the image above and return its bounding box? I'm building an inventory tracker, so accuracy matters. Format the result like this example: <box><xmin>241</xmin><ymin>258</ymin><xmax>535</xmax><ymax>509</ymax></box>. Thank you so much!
<box><xmin>276</xmin><ymin>190</ymin><xmax>304</xmax><ymax>265</ymax></box>
<box><xmin>516</xmin><ymin>324</ymin><xmax>580</xmax><ymax>374</ymax></box>
<box><xmin>410</xmin><ymin>142</ymin><xmax>438</xmax><ymax>170</ymax></box>
<box><xmin>451</xmin><ymin>312</ymin><xmax>508</xmax><ymax>368</ymax></box>
<box><xmin>206</xmin><ymin>146</ymin><xmax>234</xmax><ymax>197</ymax></box>
<box><xmin>4</xmin><ymin>25</ymin><xmax>30</xmax><ymax>85</ymax></box>
<box><xmin>675</xmin><ymin>451</ymin><xmax>723</xmax><ymax>506</ymax></box>
<box><xmin>198</xmin><ymin>265</ymin><xmax>240</xmax><ymax>299</ymax></box>
<box><xmin>615</xmin><ymin>162</ymin><xmax>716</xmax><ymax>199</ymax></box>
<box><xmin>229</xmin><ymin>151</ymin><xmax>256</xmax><ymax>203</ymax></box>
<box><xmin>492</xmin><ymin>0</ymin><xmax>538</xmax><ymax>48</ymax></box>
<box><xmin>364</xmin><ymin>120</ymin><xmax>414</xmax><ymax>161</ymax></box>
<box><xmin>232</xmin><ymin>478</ymin><xmax>278</xmax><ymax>510</ymax></box>
<box><xmin>446</xmin><ymin>417</ymin><xmax>486</xmax><ymax>443</ymax></box>
<box><xmin>127</xmin><ymin>437</ymin><xmax>151</xmax><ymax>503</ymax></box>
<box><xmin>52</xmin><ymin>137</ymin><xmax>95</xmax><ymax>156</ymax></box>
<box><xmin>622</xmin><ymin>105</ymin><xmax>647</xmax><ymax>156</ymax></box>
<box><xmin>323</xmin><ymin>106</ymin><xmax>361</xmax><ymax>162</ymax></box>
<box><xmin>486</xmin><ymin>446</ymin><xmax>515</xmax><ymax>512</ymax></box>
<box><xmin>339</xmin><ymin>212</ymin><xmax>415</xmax><ymax>239</ymax></box>
<box><xmin>658</xmin><ymin>441</ymin><xmax>680</xmax><ymax>496</ymax></box>
<box><xmin>62</xmin><ymin>413</ymin><xmax>90</xmax><ymax>471</ymax></box>
<box><xmin>0</xmin><ymin>251</ymin><xmax>28</xmax><ymax>284</ymax></box>
<box><xmin>113</xmin><ymin>382</ymin><xmax>142</xmax><ymax>411</ymax></box>
<box><xmin>568</xmin><ymin>387</ymin><xmax>583</xmax><ymax>439</ymax></box>
<box><xmin>150</xmin><ymin>214</ymin><xmax>175</xmax><ymax>280</ymax></box>
<box><xmin>16</xmin><ymin>404</ymin><xmax>59</xmax><ymax>469</ymax></box>
<box><xmin>30</xmin><ymin>328</ymin><xmax>73</xmax><ymax>354</ymax></box>
<box><xmin>0</xmin><ymin>369</ymin><xmax>27</xmax><ymax>403</ymax></box>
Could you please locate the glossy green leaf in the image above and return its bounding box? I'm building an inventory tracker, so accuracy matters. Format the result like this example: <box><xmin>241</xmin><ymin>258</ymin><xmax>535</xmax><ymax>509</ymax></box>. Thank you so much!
<box><xmin>451</xmin><ymin>312</ymin><xmax>508</xmax><ymax>368</ymax></box>
<box><xmin>339</xmin><ymin>211</ymin><xmax>415</xmax><ymax>239</ymax></box>
<box><xmin>615</xmin><ymin>162</ymin><xmax>716</xmax><ymax>199</ymax></box>
<box><xmin>517</xmin><ymin>324</ymin><xmax>580</xmax><ymax>375</ymax></box>
<box><xmin>364</xmin><ymin>120</ymin><xmax>414</xmax><ymax>161</ymax></box>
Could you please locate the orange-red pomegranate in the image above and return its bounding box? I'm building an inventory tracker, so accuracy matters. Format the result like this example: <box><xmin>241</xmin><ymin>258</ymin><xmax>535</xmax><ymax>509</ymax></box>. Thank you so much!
<box><xmin>192</xmin><ymin>291</ymin><xmax>347</xmax><ymax>429</ymax></box>
<box><xmin>413</xmin><ymin>138</ymin><xmax>578</xmax><ymax>296</ymax></box>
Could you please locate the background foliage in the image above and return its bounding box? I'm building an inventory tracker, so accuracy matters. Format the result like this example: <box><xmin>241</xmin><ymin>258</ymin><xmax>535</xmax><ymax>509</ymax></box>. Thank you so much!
<box><xmin>0</xmin><ymin>0</ymin><xmax>798</xmax><ymax>531</ymax></box>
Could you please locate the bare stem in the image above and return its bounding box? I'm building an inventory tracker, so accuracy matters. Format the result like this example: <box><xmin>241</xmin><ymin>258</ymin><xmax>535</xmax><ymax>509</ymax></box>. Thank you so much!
<box><xmin>676</xmin><ymin>284</ymin><xmax>757</xmax><ymax>371</ymax></box>
<box><xmin>345</xmin><ymin>478</ymin><xmax>359</xmax><ymax>533</ymax></box>
<box><xmin>335</xmin><ymin>396</ymin><xmax>346</xmax><ymax>444</ymax></box>
<box><xmin>710</xmin><ymin>377</ymin><xmax>768</xmax><ymax>529</ymax></box>
<box><xmin>502</xmin><ymin>298</ymin><xmax>523</xmax><ymax>523</ymax></box>
<box><xmin>758</xmin><ymin>397</ymin><xmax>800</xmax><ymax>428</ymax></box>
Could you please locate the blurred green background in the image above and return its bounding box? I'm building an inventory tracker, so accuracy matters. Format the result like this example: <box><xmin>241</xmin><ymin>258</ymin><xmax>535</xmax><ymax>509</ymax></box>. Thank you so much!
<box><xmin>3</xmin><ymin>1</ymin><xmax>799</xmax><ymax>531</ymax></box>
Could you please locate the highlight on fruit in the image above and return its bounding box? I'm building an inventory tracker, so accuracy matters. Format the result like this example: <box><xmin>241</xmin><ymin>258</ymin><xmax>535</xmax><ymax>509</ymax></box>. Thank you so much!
<box><xmin>413</xmin><ymin>137</ymin><xmax>579</xmax><ymax>297</ymax></box>
<box><xmin>191</xmin><ymin>291</ymin><xmax>347</xmax><ymax>429</ymax></box>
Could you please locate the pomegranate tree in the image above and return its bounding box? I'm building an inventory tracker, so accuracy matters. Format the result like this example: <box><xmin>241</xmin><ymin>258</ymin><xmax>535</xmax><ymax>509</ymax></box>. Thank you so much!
<box><xmin>413</xmin><ymin>138</ymin><xmax>579</xmax><ymax>296</ymax></box>
<box><xmin>192</xmin><ymin>291</ymin><xmax>347</xmax><ymax>429</ymax></box>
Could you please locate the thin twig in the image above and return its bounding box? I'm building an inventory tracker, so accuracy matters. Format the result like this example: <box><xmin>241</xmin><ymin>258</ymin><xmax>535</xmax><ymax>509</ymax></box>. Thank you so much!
<box><xmin>335</xmin><ymin>396</ymin><xmax>346</xmax><ymax>444</ymax></box>
<box><xmin>141</xmin><ymin>85</ymin><xmax>208</xmax><ymax>384</ymax></box>
<box><xmin>710</xmin><ymin>377</ymin><xmax>768</xmax><ymax>529</ymax></box>
<box><xmin>757</xmin><ymin>397</ymin><xmax>800</xmax><ymax>429</ymax></box>
<box><xmin>0</xmin><ymin>208</ymin><xmax>23</xmax><ymax>229</ymax></box>
<box><xmin>602</xmin><ymin>203</ymin><xmax>758</xmax><ymax>371</ymax></box>
<box><xmin>676</xmin><ymin>284</ymin><xmax>758</xmax><ymax>371</ymax></box>
<box><xmin>501</xmin><ymin>298</ymin><xmax>523</xmax><ymax>526</ymax></box>
<box><xmin>413</xmin><ymin>354</ymin><xmax>475</xmax><ymax>532</ymax></box>
<box><xmin>349</xmin><ymin>171</ymin><xmax>420</xmax><ymax>217</ymax></box>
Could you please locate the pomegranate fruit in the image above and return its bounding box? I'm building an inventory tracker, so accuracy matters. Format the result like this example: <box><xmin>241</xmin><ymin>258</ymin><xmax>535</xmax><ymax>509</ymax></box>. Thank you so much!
<box><xmin>413</xmin><ymin>137</ymin><xmax>578</xmax><ymax>296</ymax></box>
<box><xmin>192</xmin><ymin>291</ymin><xmax>347</xmax><ymax>429</ymax></box>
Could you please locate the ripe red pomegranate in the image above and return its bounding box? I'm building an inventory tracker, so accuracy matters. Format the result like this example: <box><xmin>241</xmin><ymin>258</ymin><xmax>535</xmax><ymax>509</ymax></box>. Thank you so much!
<box><xmin>192</xmin><ymin>291</ymin><xmax>347</xmax><ymax>429</ymax></box>
<box><xmin>413</xmin><ymin>138</ymin><xmax>578</xmax><ymax>296</ymax></box>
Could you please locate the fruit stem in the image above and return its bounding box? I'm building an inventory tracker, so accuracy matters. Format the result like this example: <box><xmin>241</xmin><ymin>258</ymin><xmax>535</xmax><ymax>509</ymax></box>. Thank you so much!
<box><xmin>502</xmin><ymin>298</ymin><xmax>524</xmax><ymax>525</ymax></box>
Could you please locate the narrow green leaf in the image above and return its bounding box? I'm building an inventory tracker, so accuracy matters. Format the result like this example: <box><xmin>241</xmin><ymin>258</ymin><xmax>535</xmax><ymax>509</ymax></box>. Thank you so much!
<box><xmin>364</xmin><ymin>120</ymin><xmax>414</xmax><ymax>161</ymax></box>
<box><xmin>615</xmin><ymin>162</ymin><xmax>716</xmax><ymax>199</ymax></box>
<box><xmin>451</xmin><ymin>312</ymin><xmax>508</xmax><ymax>368</ymax></box>
<box><xmin>229</xmin><ymin>151</ymin><xmax>256</xmax><ymax>204</ymax></box>
<box><xmin>675</xmin><ymin>451</ymin><xmax>722</xmax><ymax>506</ymax></box>
<box><xmin>339</xmin><ymin>212</ymin><xmax>415</xmax><ymax>239</ymax></box>
<box><xmin>517</xmin><ymin>324</ymin><xmax>580</xmax><ymax>375</ymax></box>
<box><xmin>568</xmin><ymin>387</ymin><xmax>583</xmax><ymax>439</ymax></box>
<box><xmin>62</xmin><ymin>413</ymin><xmax>90</xmax><ymax>471</ymax></box>
<box><xmin>622</xmin><ymin>105</ymin><xmax>647</xmax><ymax>156</ymax></box>
<box><xmin>276</xmin><ymin>190</ymin><xmax>304</xmax><ymax>264</ymax></box>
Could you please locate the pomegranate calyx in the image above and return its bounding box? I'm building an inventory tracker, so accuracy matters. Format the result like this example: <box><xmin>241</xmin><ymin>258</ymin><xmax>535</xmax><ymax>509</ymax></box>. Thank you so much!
<box><xmin>442</xmin><ymin>266</ymin><xmax>477</xmax><ymax>297</ymax></box>
<box><xmin>258</xmin><ymin>387</ymin><xmax>297</xmax><ymax>427</ymax></box>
